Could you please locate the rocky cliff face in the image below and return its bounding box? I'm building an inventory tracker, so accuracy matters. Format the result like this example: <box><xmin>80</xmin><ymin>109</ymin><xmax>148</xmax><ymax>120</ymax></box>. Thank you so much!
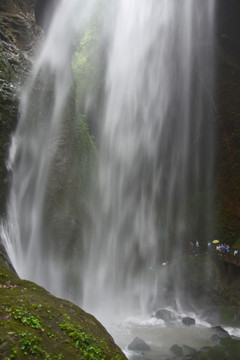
<box><xmin>216</xmin><ymin>0</ymin><xmax>240</xmax><ymax>243</ymax></box>
<box><xmin>0</xmin><ymin>0</ymin><xmax>41</xmax><ymax>215</ymax></box>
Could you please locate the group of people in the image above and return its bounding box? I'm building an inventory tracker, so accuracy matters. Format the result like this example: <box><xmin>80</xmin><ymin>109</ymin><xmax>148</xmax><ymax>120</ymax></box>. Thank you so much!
<box><xmin>188</xmin><ymin>241</ymin><xmax>200</xmax><ymax>254</ymax></box>
<box><xmin>188</xmin><ymin>240</ymin><xmax>239</xmax><ymax>257</ymax></box>
<box><xmin>215</xmin><ymin>243</ymin><xmax>230</xmax><ymax>253</ymax></box>
<box><xmin>215</xmin><ymin>242</ymin><xmax>239</xmax><ymax>257</ymax></box>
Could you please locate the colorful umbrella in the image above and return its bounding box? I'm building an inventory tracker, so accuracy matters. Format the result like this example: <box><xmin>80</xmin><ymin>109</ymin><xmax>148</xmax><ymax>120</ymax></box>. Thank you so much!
<box><xmin>212</xmin><ymin>239</ymin><xmax>219</xmax><ymax>244</ymax></box>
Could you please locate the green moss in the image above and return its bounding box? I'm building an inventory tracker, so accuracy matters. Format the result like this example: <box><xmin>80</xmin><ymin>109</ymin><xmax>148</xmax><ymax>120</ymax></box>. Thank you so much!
<box><xmin>72</xmin><ymin>0</ymin><xmax>107</xmax><ymax>108</ymax></box>
<box><xmin>7</xmin><ymin>307</ymin><xmax>45</xmax><ymax>331</ymax></box>
<box><xmin>0</xmin><ymin>255</ymin><xmax>127</xmax><ymax>360</ymax></box>
<box><xmin>59</xmin><ymin>321</ymin><xmax>106</xmax><ymax>359</ymax></box>
<box><xmin>19</xmin><ymin>332</ymin><xmax>44</xmax><ymax>356</ymax></box>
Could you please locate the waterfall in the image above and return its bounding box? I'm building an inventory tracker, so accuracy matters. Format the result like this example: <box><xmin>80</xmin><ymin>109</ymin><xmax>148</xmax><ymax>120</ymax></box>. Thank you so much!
<box><xmin>1</xmin><ymin>0</ymin><xmax>215</xmax><ymax>322</ymax></box>
<box><xmin>83</xmin><ymin>0</ymin><xmax>216</xmax><ymax>317</ymax></box>
<box><xmin>0</xmin><ymin>0</ymin><xmax>97</xmax><ymax>300</ymax></box>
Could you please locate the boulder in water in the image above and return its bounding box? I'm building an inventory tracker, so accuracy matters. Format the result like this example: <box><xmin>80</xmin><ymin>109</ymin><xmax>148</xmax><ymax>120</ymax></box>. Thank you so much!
<box><xmin>211</xmin><ymin>334</ymin><xmax>221</xmax><ymax>342</ymax></box>
<box><xmin>169</xmin><ymin>344</ymin><xmax>183</xmax><ymax>357</ymax></box>
<box><xmin>182</xmin><ymin>344</ymin><xmax>197</xmax><ymax>356</ymax></box>
<box><xmin>200</xmin><ymin>346</ymin><xmax>212</xmax><ymax>352</ymax></box>
<box><xmin>128</xmin><ymin>336</ymin><xmax>151</xmax><ymax>351</ymax></box>
<box><xmin>210</xmin><ymin>325</ymin><xmax>231</xmax><ymax>339</ymax></box>
<box><xmin>182</xmin><ymin>316</ymin><xmax>195</xmax><ymax>326</ymax></box>
<box><xmin>153</xmin><ymin>309</ymin><xmax>177</xmax><ymax>322</ymax></box>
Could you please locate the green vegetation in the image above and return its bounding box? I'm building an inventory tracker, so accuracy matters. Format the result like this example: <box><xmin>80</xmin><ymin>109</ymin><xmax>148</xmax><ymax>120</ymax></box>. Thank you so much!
<box><xmin>0</xmin><ymin>254</ymin><xmax>127</xmax><ymax>359</ymax></box>
<box><xmin>59</xmin><ymin>321</ymin><xmax>106</xmax><ymax>359</ymax></box>
<box><xmin>72</xmin><ymin>0</ymin><xmax>108</xmax><ymax>111</ymax></box>
<box><xmin>74</xmin><ymin>115</ymin><xmax>97</xmax><ymax>193</ymax></box>
<box><xmin>7</xmin><ymin>307</ymin><xmax>44</xmax><ymax>330</ymax></box>
<box><xmin>71</xmin><ymin>0</ymin><xmax>110</xmax><ymax>194</ymax></box>
<box><xmin>19</xmin><ymin>332</ymin><xmax>44</xmax><ymax>357</ymax></box>
<box><xmin>168</xmin><ymin>253</ymin><xmax>240</xmax><ymax>312</ymax></box>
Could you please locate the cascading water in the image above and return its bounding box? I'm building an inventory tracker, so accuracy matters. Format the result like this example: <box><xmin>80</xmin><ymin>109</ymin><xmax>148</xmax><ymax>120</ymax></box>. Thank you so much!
<box><xmin>0</xmin><ymin>0</ymin><xmax>97</xmax><ymax>299</ymax></box>
<box><xmin>83</xmin><ymin>0</ymin><xmax>216</xmax><ymax>317</ymax></box>
<box><xmin>1</xmin><ymin>0</ymin><xmax>217</xmax><ymax>358</ymax></box>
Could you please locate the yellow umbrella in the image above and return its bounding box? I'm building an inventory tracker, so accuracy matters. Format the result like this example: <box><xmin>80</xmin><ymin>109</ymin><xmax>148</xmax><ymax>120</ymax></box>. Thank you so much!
<box><xmin>212</xmin><ymin>239</ymin><xmax>219</xmax><ymax>244</ymax></box>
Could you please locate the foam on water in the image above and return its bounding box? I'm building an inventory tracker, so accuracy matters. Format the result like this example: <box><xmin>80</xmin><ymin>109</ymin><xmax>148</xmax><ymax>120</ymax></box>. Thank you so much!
<box><xmin>104</xmin><ymin>310</ymin><xmax>217</xmax><ymax>359</ymax></box>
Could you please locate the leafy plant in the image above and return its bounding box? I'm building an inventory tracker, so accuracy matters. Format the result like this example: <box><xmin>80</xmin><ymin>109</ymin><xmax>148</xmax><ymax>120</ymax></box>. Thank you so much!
<box><xmin>9</xmin><ymin>346</ymin><xmax>18</xmax><ymax>360</ymax></box>
<box><xmin>19</xmin><ymin>332</ymin><xmax>44</xmax><ymax>356</ymax></box>
<box><xmin>7</xmin><ymin>307</ymin><xmax>44</xmax><ymax>331</ymax></box>
<box><xmin>59</xmin><ymin>321</ymin><xmax>105</xmax><ymax>359</ymax></box>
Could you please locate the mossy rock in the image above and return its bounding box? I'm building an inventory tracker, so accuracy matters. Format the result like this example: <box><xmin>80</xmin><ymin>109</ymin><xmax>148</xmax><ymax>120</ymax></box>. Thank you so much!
<box><xmin>0</xmin><ymin>253</ymin><xmax>127</xmax><ymax>360</ymax></box>
<box><xmin>196</xmin><ymin>340</ymin><xmax>240</xmax><ymax>360</ymax></box>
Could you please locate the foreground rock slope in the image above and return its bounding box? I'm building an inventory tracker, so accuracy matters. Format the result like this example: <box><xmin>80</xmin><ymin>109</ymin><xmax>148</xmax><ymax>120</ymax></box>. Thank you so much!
<box><xmin>0</xmin><ymin>252</ymin><xmax>127</xmax><ymax>360</ymax></box>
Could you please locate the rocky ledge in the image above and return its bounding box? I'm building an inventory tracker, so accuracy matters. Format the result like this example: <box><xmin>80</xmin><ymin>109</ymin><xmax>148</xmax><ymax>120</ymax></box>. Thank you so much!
<box><xmin>0</xmin><ymin>252</ymin><xmax>127</xmax><ymax>360</ymax></box>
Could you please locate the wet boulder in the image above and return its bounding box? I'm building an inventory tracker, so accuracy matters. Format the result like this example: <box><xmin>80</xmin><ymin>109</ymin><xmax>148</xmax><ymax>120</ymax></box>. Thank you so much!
<box><xmin>210</xmin><ymin>326</ymin><xmax>231</xmax><ymax>340</ymax></box>
<box><xmin>182</xmin><ymin>316</ymin><xmax>195</xmax><ymax>326</ymax></box>
<box><xmin>198</xmin><ymin>338</ymin><xmax>240</xmax><ymax>360</ymax></box>
<box><xmin>153</xmin><ymin>309</ymin><xmax>177</xmax><ymax>322</ymax></box>
<box><xmin>169</xmin><ymin>344</ymin><xmax>183</xmax><ymax>357</ymax></box>
<box><xmin>182</xmin><ymin>344</ymin><xmax>197</xmax><ymax>356</ymax></box>
<box><xmin>200</xmin><ymin>345</ymin><xmax>212</xmax><ymax>352</ymax></box>
<box><xmin>211</xmin><ymin>334</ymin><xmax>221</xmax><ymax>342</ymax></box>
<box><xmin>128</xmin><ymin>336</ymin><xmax>151</xmax><ymax>351</ymax></box>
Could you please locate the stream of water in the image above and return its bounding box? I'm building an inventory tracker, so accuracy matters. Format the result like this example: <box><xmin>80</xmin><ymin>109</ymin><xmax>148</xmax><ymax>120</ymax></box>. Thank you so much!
<box><xmin>83</xmin><ymin>0</ymin><xmax>216</xmax><ymax>317</ymax></box>
<box><xmin>108</xmin><ymin>312</ymin><xmax>217</xmax><ymax>359</ymax></box>
<box><xmin>0</xmin><ymin>0</ymin><xmax>221</xmax><ymax>358</ymax></box>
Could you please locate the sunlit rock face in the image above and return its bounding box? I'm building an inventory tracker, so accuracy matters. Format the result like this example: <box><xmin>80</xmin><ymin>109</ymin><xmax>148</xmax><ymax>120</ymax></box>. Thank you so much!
<box><xmin>216</xmin><ymin>0</ymin><xmax>240</xmax><ymax>242</ymax></box>
<box><xmin>0</xmin><ymin>0</ymin><xmax>41</xmax><ymax>216</ymax></box>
